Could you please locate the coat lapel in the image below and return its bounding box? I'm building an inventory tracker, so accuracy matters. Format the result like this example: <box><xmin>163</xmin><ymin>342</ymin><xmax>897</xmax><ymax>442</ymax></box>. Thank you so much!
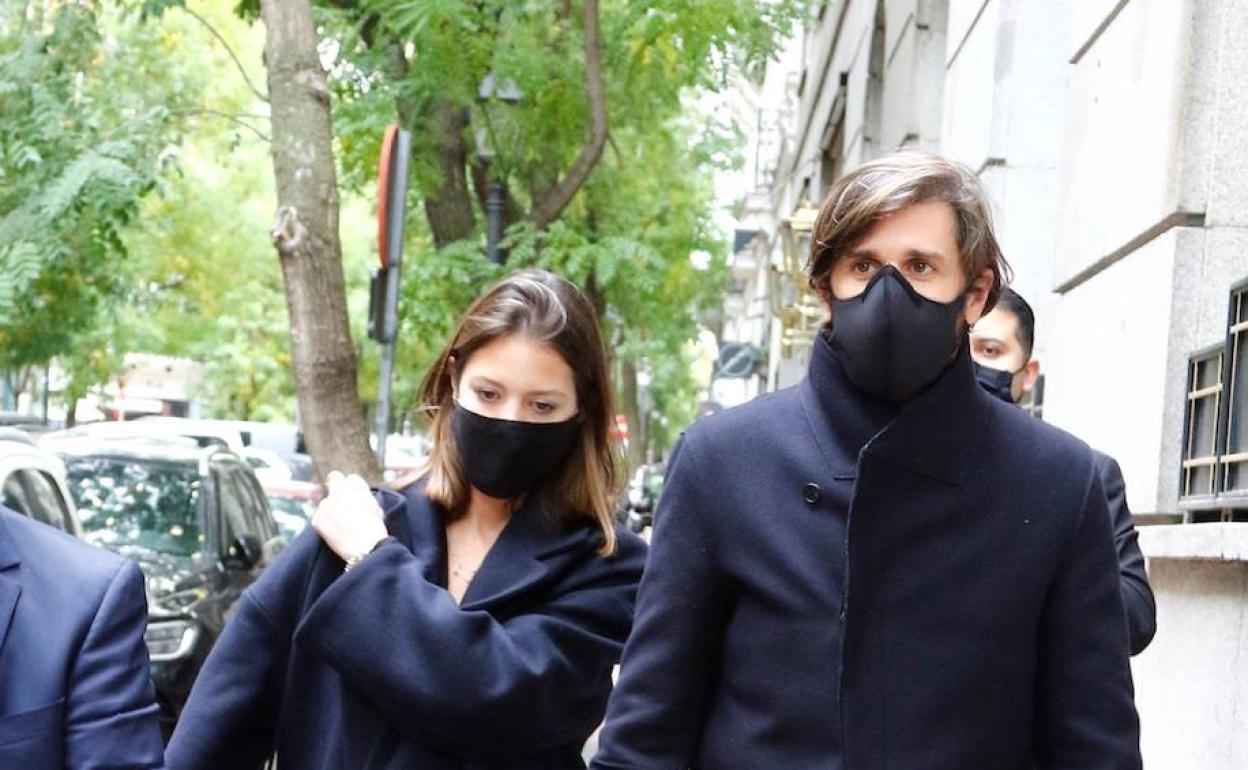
<box><xmin>387</xmin><ymin>484</ymin><xmax>445</xmax><ymax>586</ymax></box>
<box><xmin>458</xmin><ymin>492</ymin><xmax>594</xmax><ymax>613</ymax></box>
<box><xmin>0</xmin><ymin>511</ymin><xmax>23</xmax><ymax>654</ymax></box>
<box><xmin>798</xmin><ymin>331</ymin><xmax>903</xmax><ymax>478</ymax></box>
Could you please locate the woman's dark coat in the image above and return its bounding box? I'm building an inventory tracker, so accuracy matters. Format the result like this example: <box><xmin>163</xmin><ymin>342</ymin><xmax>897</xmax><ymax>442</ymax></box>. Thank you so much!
<box><xmin>166</xmin><ymin>482</ymin><xmax>647</xmax><ymax>770</ymax></box>
<box><xmin>592</xmin><ymin>338</ymin><xmax>1141</xmax><ymax>770</ymax></box>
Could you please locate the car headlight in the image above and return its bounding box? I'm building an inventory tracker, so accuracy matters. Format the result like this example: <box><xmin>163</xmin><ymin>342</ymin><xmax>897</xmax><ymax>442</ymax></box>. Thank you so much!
<box><xmin>145</xmin><ymin>619</ymin><xmax>199</xmax><ymax>662</ymax></box>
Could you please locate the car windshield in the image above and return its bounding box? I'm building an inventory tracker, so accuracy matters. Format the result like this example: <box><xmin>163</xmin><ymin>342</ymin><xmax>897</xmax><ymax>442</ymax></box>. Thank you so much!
<box><xmin>65</xmin><ymin>457</ymin><xmax>203</xmax><ymax>558</ymax></box>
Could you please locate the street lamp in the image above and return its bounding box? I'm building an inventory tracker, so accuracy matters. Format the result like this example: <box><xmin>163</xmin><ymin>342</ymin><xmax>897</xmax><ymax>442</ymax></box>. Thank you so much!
<box><xmin>477</xmin><ymin>73</ymin><xmax>522</xmax><ymax>264</ymax></box>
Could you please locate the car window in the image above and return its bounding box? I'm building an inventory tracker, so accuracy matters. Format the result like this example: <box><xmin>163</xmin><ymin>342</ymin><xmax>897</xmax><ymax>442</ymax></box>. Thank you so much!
<box><xmin>2</xmin><ymin>472</ymin><xmax>35</xmax><ymax>523</ymax></box>
<box><xmin>1</xmin><ymin>470</ymin><xmax>72</xmax><ymax>532</ymax></box>
<box><xmin>235</xmin><ymin>470</ymin><xmax>276</xmax><ymax>541</ymax></box>
<box><xmin>21</xmin><ymin>470</ymin><xmax>73</xmax><ymax>533</ymax></box>
<box><xmin>216</xmin><ymin>467</ymin><xmax>257</xmax><ymax>547</ymax></box>
<box><xmin>65</xmin><ymin>458</ymin><xmax>203</xmax><ymax>558</ymax></box>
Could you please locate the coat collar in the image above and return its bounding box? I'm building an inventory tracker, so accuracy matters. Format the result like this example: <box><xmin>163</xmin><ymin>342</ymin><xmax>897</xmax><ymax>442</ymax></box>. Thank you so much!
<box><xmin>389</xmin><ymin>481</ymin><xmax>596</xmax><ymax>612</ymax></box>
<box><xmin>0</xmin><ymin>509</ymin><xmax>23</xmax><ymax>654</ymax></box>
<box><xmin>798</xmin><ymin>331</ymin><xmax>903</xmax><ymax>479</ymax></box>
<box><xmin>799</xmin><ymin>329</ymin><xmax>993</xmax><ymax>485</ymax></box>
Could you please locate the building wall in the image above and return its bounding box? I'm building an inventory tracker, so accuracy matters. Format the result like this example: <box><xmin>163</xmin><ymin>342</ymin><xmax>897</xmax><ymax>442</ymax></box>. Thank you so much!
<box><xmin>1133</xmin><ymin>526</ymin><xmax>1248</xmax><ymax>769</ymax></box>
<box><xmin>1047</xmin><ymin>0</ymin><xmax>1248</xmax><ymax>514</ymax></box>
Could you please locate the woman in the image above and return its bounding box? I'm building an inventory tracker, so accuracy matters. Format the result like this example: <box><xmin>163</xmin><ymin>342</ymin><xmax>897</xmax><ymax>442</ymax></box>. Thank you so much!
<box><xmin>166</xmin><ymin>270</ymin><xmax>648</xmax><ymax>769</ymax></box>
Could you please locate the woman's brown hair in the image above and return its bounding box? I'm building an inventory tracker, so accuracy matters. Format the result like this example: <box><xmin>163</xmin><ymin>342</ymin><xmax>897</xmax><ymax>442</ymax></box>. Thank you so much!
<box><xmin>402</xmin><ymin>270</ymin><xmax>620</xmax><ymax>555</ymax></box>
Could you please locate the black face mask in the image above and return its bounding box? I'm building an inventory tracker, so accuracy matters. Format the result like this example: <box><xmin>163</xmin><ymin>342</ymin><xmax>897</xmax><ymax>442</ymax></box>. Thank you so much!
<box><xmin>829</xmin><ymin>265</ymin><xmax>968</xmax><ymax>402</ymax></box>
<box><xmin>974</xmin><ymin>362</ymin><xmax>1016</xmax><ymax>403</ymax></box>
<box><xmin>974</xmin><ymin>361</ymin><xmax>1025</xmax><ymax>404</ymax></box>
<box><xmin>451</xmin><ymin>403</ymin><xmax>580</xmax><ymax>500</ymax></box>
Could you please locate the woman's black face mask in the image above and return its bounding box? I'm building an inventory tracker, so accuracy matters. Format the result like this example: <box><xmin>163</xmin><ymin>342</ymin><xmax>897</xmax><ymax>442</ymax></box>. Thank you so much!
<box><xmin>451</xmin><ymin>403</ymin><xmax>580</xmax><ymax>500</ymax></box>
<box><xmin>829</xmin><ymin>265</ymin><xmax>968</xmax><ymax>402</ymax></box>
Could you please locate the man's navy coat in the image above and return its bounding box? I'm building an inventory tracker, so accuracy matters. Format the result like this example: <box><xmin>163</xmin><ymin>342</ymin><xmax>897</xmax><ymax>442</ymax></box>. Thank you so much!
<box><xmin>0</xmin><ymin>506</ymin><xmax>164</xmax><ymax>769</ymax></box>
<box><xmin>166</xmin><ymin>481</ymin><xmax>647</xmax><ymax>770</ymax></box>
<box><xmin>592</xmin><ymin>336</ymin><xmax>1141</xmax><ymax>769</ymax></box>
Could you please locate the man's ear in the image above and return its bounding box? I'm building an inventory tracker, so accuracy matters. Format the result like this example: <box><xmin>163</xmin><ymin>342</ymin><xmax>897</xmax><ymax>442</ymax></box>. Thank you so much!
<box><xmin>1020</xmin><ymin>358</ymin><xmax>1041</xmax><ymax>394</ymax></box>
<box><xmin>963</xmin><ymin>267</ymin><xmax>995</xmax><ymax>326</ymax></box>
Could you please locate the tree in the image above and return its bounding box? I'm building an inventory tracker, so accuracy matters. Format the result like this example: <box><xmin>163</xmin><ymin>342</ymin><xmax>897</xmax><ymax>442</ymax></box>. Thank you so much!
<box><xmin>322</xmin><ymin>0</ymin><xmax>797</xmax><ymax>463</ymax></box>
<box><xmin>259</xmin><ymin>0</ymin><xmax>381</xmax><ymax>482</ymax></box>
<box><xmin>0</xmin><ymin>2</ymin><xmax>196</xmax><ymax>412</ymax></box>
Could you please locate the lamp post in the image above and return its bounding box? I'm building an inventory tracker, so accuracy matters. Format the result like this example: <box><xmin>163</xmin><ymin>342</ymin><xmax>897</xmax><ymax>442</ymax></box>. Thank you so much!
<box><xmin>477</xmin><ymin>73</ymin><xmax>522</xmax><ymax>264</ymax></box>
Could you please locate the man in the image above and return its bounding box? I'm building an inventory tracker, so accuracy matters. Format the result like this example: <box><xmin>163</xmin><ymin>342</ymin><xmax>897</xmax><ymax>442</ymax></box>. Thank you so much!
<box><xmin>0</xmin><ymin>505</ymin><xmax>164</xmax><ymax>768</ymax></box>
<box><xmin>971</xmin><ymin>286</ymin><xmax>1156</xmax><ymax>655</ymax></box>
<box><xmin>592</xmin><ymin>152</ymin><xmax>1140</xmax><ymax>769</ymax></box>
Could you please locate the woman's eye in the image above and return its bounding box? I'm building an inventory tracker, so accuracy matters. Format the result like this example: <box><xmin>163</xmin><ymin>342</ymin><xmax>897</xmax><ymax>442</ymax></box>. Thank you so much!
<box><xmin>476</xmin><ymin>388</ymin><xmax>499</xmax><ymax>401</ymax></box>
<box><xmin>533</xmin><ymin>401</ymin><xmax>555</xmax><ymax>414</ymax></box>
<box><xmin>851</xmin><ymin>260</ymin><xmax>873</xmax><ymax>274</ymax></box>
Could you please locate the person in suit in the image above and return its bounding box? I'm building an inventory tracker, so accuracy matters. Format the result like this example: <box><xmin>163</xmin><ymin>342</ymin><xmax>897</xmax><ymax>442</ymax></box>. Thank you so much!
<box><xmin>0</xmin><ymin>505</ymin><xmax>164</xmax><ymax>769</ymax></box>
<box><xmin>166</xmin><ymin>270</ymin><xmax>647</xmax><ymax>770</ymax></box>
<box><xmin>591</xmin><ymin>152</ymin><xmax>1141</xmax><ymax>769</ymax></box>
<box><xmin>971</xmin><ymin>286</ymin><xmax>1156</xmax><ymax>655</ymax></box>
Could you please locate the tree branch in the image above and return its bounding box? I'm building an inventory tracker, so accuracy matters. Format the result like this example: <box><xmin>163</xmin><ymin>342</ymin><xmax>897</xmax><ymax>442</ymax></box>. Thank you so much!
<box><xmin>175</xmin><ymin>108</ymin><xmax>271</xmax><ymax>142</ymax></box>
<box><xmin>181</xmin><ymin>5</ymin><xmax>269</xmax><ymax>103</ymax></box>
<box><xmin>528</xmin><ymin>0</ymin><xmax>607</xmax><ymax>230</ymax></box>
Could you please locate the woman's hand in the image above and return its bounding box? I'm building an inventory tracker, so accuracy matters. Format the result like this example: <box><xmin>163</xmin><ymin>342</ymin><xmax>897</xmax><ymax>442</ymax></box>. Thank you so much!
<box><xmin>311</xmin><ymin>471</ymin><xmax>388</xmax><ymax>563</ymax></box>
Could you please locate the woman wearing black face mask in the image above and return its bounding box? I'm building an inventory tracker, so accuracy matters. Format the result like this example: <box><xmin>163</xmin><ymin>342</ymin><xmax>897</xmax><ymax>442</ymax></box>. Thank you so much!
<box><xmin>167</xmin><ymin>270</ymin><xmax>647</xmax><ymax>770</ymax></box>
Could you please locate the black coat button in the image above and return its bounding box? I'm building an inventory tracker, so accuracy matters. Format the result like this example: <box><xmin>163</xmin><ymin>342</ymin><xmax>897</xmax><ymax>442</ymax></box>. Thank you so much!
<box><xmin>803</xmin><ymin>483</ymin><xmax>822</xmax><ymax>505</ymax></box>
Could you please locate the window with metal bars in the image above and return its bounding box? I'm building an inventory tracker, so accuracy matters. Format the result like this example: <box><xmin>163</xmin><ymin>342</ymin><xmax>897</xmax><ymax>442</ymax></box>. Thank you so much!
<box><xmin>1180</xmin><ymin>279</ymin><xmax>1248</xmax><ymax>510</ymax></box>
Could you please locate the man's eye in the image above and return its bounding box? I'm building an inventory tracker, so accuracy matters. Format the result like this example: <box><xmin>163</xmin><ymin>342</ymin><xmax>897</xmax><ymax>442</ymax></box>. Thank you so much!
<box><xmin>912</xmin><ymin>261</ymin><xmax>931</xmax><ymax>275</ymax></box>
<box><xmin>851</xmin><ymin>260</ymin><xmax>873</xmax><ymax>274</ymax></box>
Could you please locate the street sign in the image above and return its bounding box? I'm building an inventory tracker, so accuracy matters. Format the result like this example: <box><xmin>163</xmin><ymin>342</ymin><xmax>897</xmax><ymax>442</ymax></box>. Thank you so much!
<box><xmin>373</xmin><ymin>124</ymin><xmax>412</xmax><ymax>466</ymax></box>
<box><xmin>376</xmin><ymin>125</ymin><xmax>398</xmax><ymax>269</ymax></box>
<box><xmin>714</xmin><ymin>342</ymin><xmax>762</xmax><ymax>379</ymax></box>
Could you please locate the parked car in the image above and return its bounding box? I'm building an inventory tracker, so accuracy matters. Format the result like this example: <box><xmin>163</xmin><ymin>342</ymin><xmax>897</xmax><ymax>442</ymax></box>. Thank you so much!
<box><xmin>280</xmin><ymin>451</ymin><xmax>317</xmax><ymax>482</ymax></box>
<box><xmin>0</xmin><ymin>428</ymin><xmax>80</xmax><ymax>535</ymax></box>
<box><xmin>261</xmin><ymin>478</ymin><xmax>323</xmax><ymax>539</ymax></box>
<box><xmin>43</xmin><ymin>434</ymin><xmax>285</xmax><ymax>740</ymax></box>
<box><xmin>239</xmin><ymin>446</ymin><xmax>294</xmax><ymax>483</ymax></box>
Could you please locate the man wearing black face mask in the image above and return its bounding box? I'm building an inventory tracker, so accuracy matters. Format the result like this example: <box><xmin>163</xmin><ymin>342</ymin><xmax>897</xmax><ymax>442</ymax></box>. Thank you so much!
<box><xmin>593</xmin><ymin>152</ymin><xmax>1142</xmax><ymax>770</ymax></box>
<box><xmin>971</xmin><ymin>287</ymin><xmax>1156</xmax><ymax>655</ymax></box>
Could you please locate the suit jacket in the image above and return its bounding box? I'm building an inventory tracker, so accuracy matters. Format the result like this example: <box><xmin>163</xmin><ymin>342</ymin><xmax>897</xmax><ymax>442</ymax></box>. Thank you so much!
<box><xmin>1092</xmin><ymin>452</ymin><xmax>1156</xmax><ymax>655</ymax></box>
<box><xmin>0</xmin><ymin>506</ymin><xmax>164</xmax><ymax>769</ymax></box>
<box><xmin>592</xmin><ymin>337</ymin><xmax>1141</xmax><ymax>770</ymax></box>
<box><xmin>166</xmin><ymin>480</ymin><xmax>647</xmax><ymax>770</ymax></box>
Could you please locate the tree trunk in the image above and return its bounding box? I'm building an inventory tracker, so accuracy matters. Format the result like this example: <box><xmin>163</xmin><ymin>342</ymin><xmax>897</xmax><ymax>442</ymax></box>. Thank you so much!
<box><xmin>260</xmin><ymin>0</ymin><xmax>381</xmax><ymax>484</ymax></box>
<box><xmin>619</xmin><ymin>358</ymin><xmax>643</xmax><ymax>473</ymax></box>
<box><xmin>423</xmin><ymin>99</ymin><xmax>477</xmax><ymax>247</ymax></box>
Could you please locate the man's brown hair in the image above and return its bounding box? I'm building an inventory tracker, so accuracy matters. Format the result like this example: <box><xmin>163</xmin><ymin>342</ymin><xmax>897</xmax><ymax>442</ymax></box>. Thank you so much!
<box><xmin>808</xmin><ymin>151</ymin><xmax>1011</xmax><ymax>311</ymax></box>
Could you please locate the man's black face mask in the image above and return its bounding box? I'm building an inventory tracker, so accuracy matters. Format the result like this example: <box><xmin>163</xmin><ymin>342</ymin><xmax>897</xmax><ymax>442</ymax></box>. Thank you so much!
<box><xmin>974</xmin><ymin>362</ymin><xmax>1021</xmax><ymax>404</ymax></box>
<box><xmin>829</xmin><ymin>265</ymin><xmax>968</xmax><ymax>402</ymax></box>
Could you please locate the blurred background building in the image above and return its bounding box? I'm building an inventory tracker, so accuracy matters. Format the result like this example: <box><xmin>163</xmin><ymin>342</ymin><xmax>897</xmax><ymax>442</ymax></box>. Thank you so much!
<box><xmin>714</xmin><ymin>2</ymin><xmax>1248</xmax><ymax>767</ymax></box>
